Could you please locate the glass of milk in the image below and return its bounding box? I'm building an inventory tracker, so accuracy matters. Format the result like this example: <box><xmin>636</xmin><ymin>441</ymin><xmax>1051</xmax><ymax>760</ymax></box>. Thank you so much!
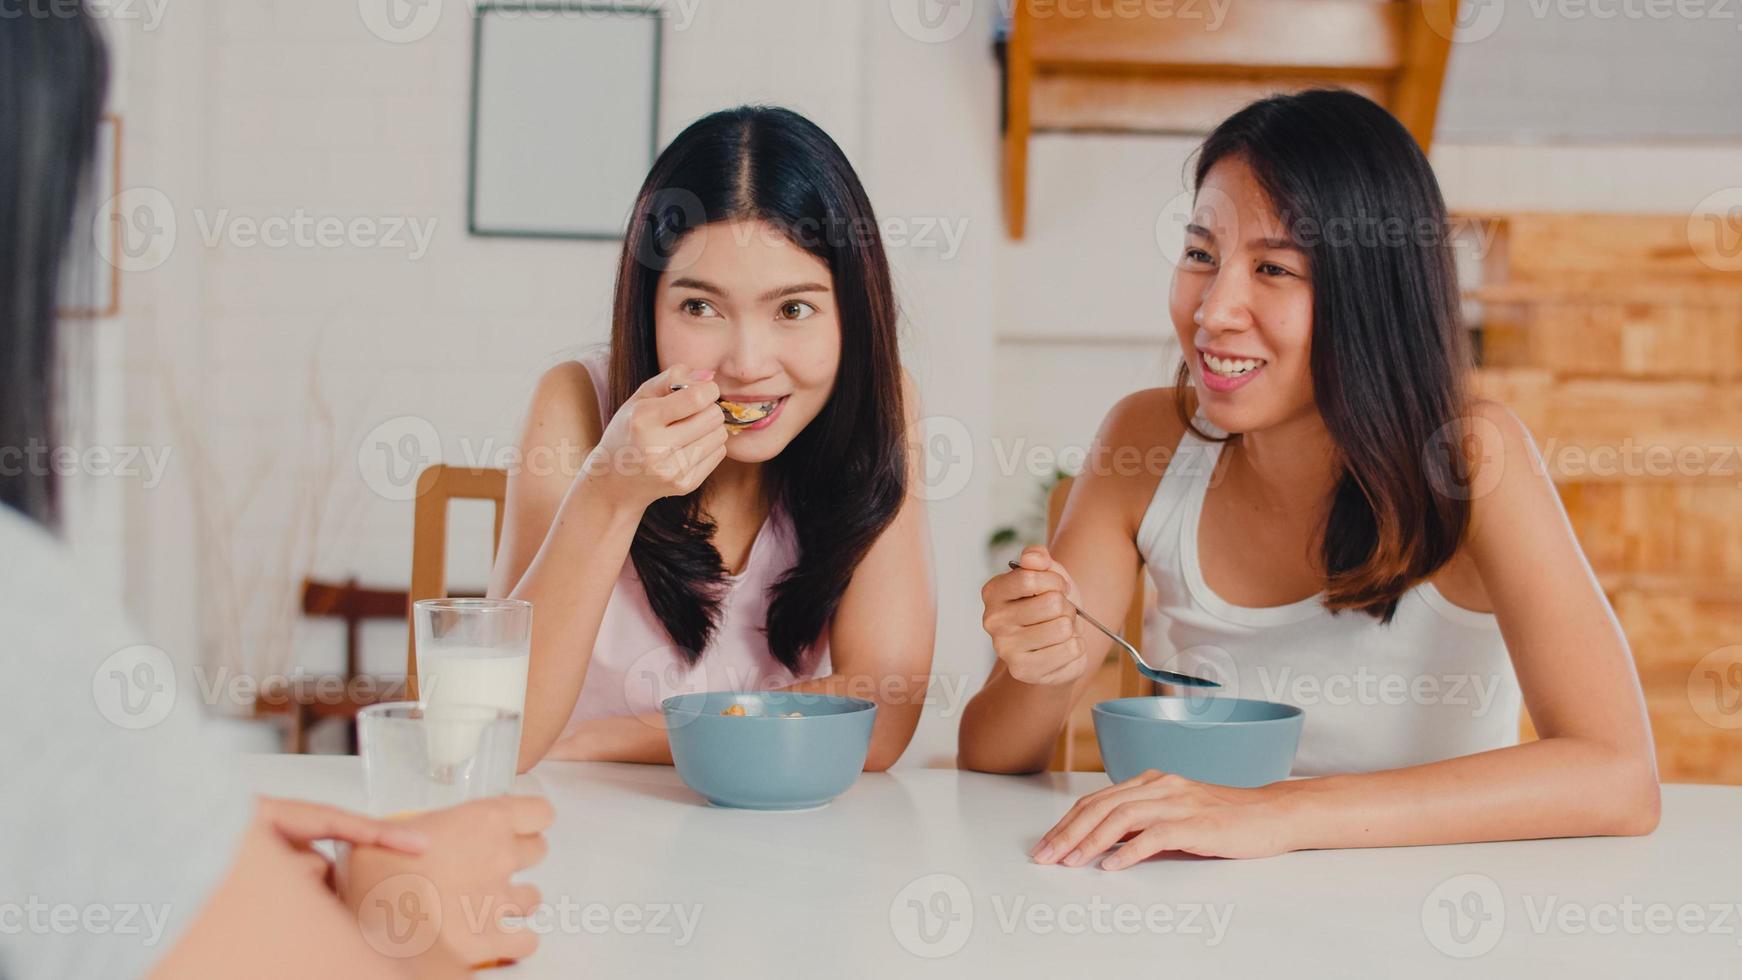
<box><xmin>357</xmin><ymin>701</ymin><xmax>520</xmax><ymax>816</ymax></box>
<box><xmin>413</xmin><ymin>598</ymin><xmax>531</xmax><ymax>762</ymax></box>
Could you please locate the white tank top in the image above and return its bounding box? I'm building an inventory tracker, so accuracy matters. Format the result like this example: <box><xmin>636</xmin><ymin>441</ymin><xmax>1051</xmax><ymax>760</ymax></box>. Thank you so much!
<box><xmin>1135</xmin><ymin>413</ymin><xmax>1522</xmax><ymax>777</ymax></box>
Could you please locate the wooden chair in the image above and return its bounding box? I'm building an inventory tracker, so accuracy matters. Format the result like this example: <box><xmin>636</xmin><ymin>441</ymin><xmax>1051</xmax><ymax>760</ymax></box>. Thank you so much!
<box><xmin>1047</xmin><ymin>477</ymin><xmax>1156</xmax><ymax>771</ymax></box>
<box><xmin>406</xmin><ymin>464</ymin><xmax>509</xmax><ymax>700</ymax></box>
<box><xmin>253</xmin><ymin>578</ymin><xmax>410</xmax><ymax>752</ymax></box>
<box><xmin>1000</xmin><ymin>0</ymin><xmax>1461</xmax><ymax>237</ymax></box>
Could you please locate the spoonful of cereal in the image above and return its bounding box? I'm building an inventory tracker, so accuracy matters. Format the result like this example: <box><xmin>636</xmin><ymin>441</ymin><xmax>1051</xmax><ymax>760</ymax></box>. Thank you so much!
<box><xmin>672</xmin><ymin>384</ymin><xmax>778</xmax><ymax>431</ymax></box>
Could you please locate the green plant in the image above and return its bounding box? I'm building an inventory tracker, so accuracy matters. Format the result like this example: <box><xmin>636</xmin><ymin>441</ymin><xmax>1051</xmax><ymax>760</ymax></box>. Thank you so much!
<box><xmin>986</xmin><ymin>467</ymin><xmax>1071</xmax><ymax>560</ymax></box>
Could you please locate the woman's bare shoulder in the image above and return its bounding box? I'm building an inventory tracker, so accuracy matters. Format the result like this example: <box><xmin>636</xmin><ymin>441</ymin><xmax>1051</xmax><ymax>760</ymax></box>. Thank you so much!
<box><xmin>523</xmin><ymin>360</ymin><xmax>603</xmax><ymax>447</ymax></box>
<box><xmin>1097</xmin><ymin>385</ymin><xmax>1196</xmax><ymax>456</ymax></box>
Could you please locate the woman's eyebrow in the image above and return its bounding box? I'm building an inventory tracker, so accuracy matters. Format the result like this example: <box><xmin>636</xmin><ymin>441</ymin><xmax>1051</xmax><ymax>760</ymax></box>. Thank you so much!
<box><xmin>667</xmin><ymin>276</ymin><xmax>723</xmax><ymax>294</ymax></box>
<box><xmin>757</xmin><ymin>282</ymin><xmax>830</xmax><ymax>301</ymax></box>
<box><xmin>1185</xmin><ymin>223</ymin><xmax>1298</xmax><ymax>251</ymax></box>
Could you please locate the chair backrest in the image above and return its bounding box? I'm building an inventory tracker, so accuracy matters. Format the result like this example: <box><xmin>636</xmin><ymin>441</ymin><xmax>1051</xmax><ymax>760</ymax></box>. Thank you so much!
<box><xmin>405</xmin><ymin>464</ymin><xmax>509</xmax><ymax>699</ymax></box>
<box><xmin>303</xmin><ymin>577</ymin><xmax>407</xmax><ymax>677</ymax></box>
<box><xmin>1047</xmin><ymin>476</ymin><xmax>1155</xmax><ymax>771</ymax></box>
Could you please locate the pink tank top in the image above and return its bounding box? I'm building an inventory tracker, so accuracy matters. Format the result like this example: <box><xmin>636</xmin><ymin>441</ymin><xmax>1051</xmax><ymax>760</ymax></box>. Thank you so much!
<box><xmin>562</xmin><ymin>349</ymin><xmax>832</xmax><ymax>730</ymax></box>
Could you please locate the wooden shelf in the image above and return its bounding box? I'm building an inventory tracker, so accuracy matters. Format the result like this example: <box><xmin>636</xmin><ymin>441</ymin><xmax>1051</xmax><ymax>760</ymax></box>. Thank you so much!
<box><xmin>1002</xmin><ymin>0</ymin><xmax>1460</xmax><ymax>238</ymax></box>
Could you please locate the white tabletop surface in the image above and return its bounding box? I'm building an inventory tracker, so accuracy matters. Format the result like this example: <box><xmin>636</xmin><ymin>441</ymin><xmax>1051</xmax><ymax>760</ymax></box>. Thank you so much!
<box><xmin>245</xmin><ymin>755</ymin><xmax>1742</xmax><ymax>978</ymax></box>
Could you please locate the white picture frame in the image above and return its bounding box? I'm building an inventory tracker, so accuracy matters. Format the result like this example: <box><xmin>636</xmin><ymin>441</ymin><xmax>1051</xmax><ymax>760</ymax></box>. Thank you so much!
<box><xmin>467</xmin><ymin>3</ymin><xmax>663</xmax><ymax>240</ymax></box>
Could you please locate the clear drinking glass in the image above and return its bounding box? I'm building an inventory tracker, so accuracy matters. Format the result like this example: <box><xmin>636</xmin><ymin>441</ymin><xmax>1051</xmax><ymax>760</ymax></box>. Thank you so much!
<box><xmin>357</xmin><ymin>701</ymin><xmax>521</xmax><ymax>817</ymax></box>
<box><xmin>413</xmin><ymin>598</ymin><xmax>531</xmax><ymax>758</ymax></box>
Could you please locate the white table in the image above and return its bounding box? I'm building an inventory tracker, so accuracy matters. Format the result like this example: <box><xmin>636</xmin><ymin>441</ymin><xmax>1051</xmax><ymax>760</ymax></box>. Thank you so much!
<box><xmin>246</xmin><ymin>755</ymin><xmax>1742</xmax><ymax>978</ymax></box>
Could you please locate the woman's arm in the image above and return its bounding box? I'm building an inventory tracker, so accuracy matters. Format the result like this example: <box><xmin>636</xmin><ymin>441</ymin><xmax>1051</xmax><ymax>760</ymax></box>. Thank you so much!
<box><xmin>1032</xmin><ymin>402</ymin><xmax>1662</xmax><ymax>870</ymax></box>
<box><xmin>958</xmin><ymin>390</ymin><xmax>1178</xmax><ymax>773</ymax></box>
<box><xmin>545</xmin><ymin>373</ymin><xmax>938</xmax><ymax>771</ymax></box>
<box><xmin>152</xmin><ymin>805</ymin><xmax>465</xmax><ymax>980</ymax></box>
<box><xmin>490</xmin><ymin>362</ymin><xmax>727</xmax><ymax>772</ymax></box>
<box><xmin>489</xmin><ymin>363</ymin><xmax>640</xmax><ymax>772</ymax></box>
<box><xmin>1279</xmin><ymin>401</ymin><xmax>1660</xmax><ymax>846</ymax></box>
<box><xmin>805</xmin><ymin>370</ymin><xmax>936</xmax><ymax>770</ymax></box>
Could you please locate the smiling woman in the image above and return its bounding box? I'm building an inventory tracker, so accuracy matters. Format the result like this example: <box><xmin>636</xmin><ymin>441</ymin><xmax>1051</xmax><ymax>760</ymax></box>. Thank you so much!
<box><xmin>961</xmin><ymin>90</ymin><xmax>1660</xmax><ymax>871</ymax></box>
<box><xmin>489</xmin><ymin>106</ymin><xmax>936</xmax><ymax>774</ymax></box>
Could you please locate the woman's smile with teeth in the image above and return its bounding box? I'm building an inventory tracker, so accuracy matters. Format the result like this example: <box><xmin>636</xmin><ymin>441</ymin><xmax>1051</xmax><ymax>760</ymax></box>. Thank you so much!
<box><xmin>1202</xmin><ymin>352</ymin><xmax>1267</xmax><ymax>378</ymax></box>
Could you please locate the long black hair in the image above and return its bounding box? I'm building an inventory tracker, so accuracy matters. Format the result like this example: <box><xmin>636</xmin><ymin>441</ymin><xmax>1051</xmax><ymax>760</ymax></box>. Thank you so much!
<box><xmin>1176</xmin><ymin>89</ymin><xmax>1473</xmax><ymax>622</ymax></box>
<box><xmin>609</xmin><ymin>106</ymin><xmax>907</xmax><ymax>670</ymax></box>
<box><xmin>0</xmin><ymin>5</ymin><xmax>110</xmax><ymax>528</ymax></box>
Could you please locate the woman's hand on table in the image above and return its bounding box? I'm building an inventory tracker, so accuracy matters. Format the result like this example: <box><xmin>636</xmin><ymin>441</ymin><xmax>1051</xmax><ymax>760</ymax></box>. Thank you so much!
<box><xmin>342</xmin><ymin>795</ymin><xmax>555</xmax><ymax>967</ymax></box>
<box><xmin>1031</xmin><ymin>769</ymin><xmax>1297</xmax><ymax>870</ymax></box>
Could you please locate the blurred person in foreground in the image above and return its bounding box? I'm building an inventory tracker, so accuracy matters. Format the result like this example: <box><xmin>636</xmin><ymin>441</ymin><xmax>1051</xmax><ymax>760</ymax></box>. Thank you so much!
<box><xmin>0</xmin><ymin>8</ymin><xmax>551</xmax><ymax>977</ymax></box>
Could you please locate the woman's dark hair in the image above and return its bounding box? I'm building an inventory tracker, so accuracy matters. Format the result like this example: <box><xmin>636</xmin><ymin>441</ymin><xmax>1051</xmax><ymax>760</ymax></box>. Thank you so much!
<box><xmin>1175</xmin><ymin>89</ymin><xmax>1473</xmax><ymax>622</ymax></box>
<box><xmin>609</xmin><ymin>106</ymin><xmax>907</xmax><ymax>670</ymax></box>
<box><xmin>0</xmin><ymin>6</ymin><xmax>111</xmax><ymax>528</ymax></box>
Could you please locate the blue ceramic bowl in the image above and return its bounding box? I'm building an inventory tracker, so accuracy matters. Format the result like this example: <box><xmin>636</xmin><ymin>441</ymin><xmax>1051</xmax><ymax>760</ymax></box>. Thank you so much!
<box><xmin>661</xmin><ymin>691</ymin><xmax>877</xmax><ymax>810</ymax></box>
<box><xmin>1092</xmin><ymin>695</ymin><xmax>1304</xmax><ymax>787</ymax></box>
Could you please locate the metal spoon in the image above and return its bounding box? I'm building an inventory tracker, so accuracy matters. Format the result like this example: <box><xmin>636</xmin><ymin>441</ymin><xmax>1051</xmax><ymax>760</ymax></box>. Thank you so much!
<box><xmin>1006</xmin><ymin>560</ymin><xmax>1221</xmax><ymax>688</ymax></box>
<box><xmin>670</xmin><ymin>383</ymin><xmax>771</xmax><ymax>429</ymax></box>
